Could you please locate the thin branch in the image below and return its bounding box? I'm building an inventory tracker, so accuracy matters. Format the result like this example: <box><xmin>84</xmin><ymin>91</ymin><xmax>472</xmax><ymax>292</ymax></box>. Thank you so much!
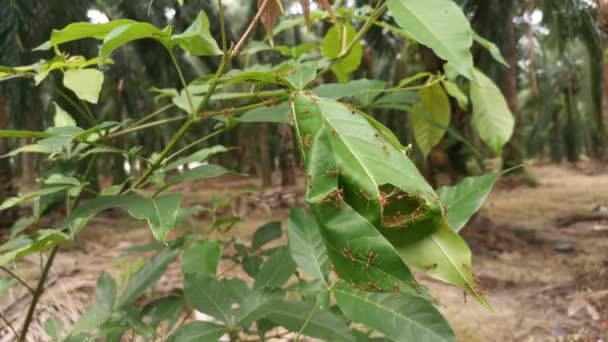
<box><xmin>165</xmin><ymin>127</ymin><xmax>229</xmax><ymax>162</ymax></box>
<box><xmin>316</xmin><ymin>2</ymin><xmax>387</xmax><ymax>81</ymax></box>
<box><xmin>129</xmin><ymin>104</ymin><xmax>175</xmax><ymax>129</ymax></box>
<box><xmin>0</xmin><ymin>266</ymin><xmax>34</xmax><ymax>295</ymax></box>
<box><xmin>167</xmin><ymin>48</ymin><xmax>196</xmax><ymax>114</ymax></box>
<box><xmin>109</xmin><ymin>116</ymin><xmax>188</xmax><ymax>138</ymax></box>
<box><xmin>231</xmin><ymin>0</ymin><xmax>272</xmax><ymax>57</ymax></box>
<box><xmin>294</xmin><ymin>301</ymin><xmax>320</xmax><ymax>342</ymax></box>
<box><xmin>18</xmin><ymin>246</ymin><xmax>58</xmax><ymax>342</ymax></box>
<box><xmin>0</xmin><ymin>312</ymin><xmax>18</xmax><ymax>339</ymax></box>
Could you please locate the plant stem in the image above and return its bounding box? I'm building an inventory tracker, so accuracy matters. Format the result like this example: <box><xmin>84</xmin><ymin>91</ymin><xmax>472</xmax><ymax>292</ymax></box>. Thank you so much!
<box><xmin>294</xmin><ymin>301</ymin><xmax>320</xmax><ymax>342</ymax></box>
<box><xmin>55</xmin><ymin>87</ymin><xmax>96</xmax><ymax>127</ymax></box>
<box><xmin>231</xmin><ymin>0</ymin><xmax>271</xmax><ymax>57</ymax></box>
<box><xmin>18</xmin><ymin>246</ymin><xmax>58</xmax><ymax>342</ymax></box>
<box><xmin>315</xmin><ymin>2</ymin><xmax>387</xmax><ymax>81</ymax></box>
<box><xmin>165</xmin><ymin>127</ymin><xmax>230</xmax><ymax>162</ymax></box>
<box><xmin>109</xmin><ymin>116</ymin><xmax>188</xmax><ymax>138</ymax></box>
<box><xmin>218</xmin><ymin>0</ymin><xmax>228</xmax><ymax>53</ymax></box>
<box><xmin>167</xmin><ymin>48</ymin><xmax>196</xmax><ymax>114</ymax></box>
<box><xmin>79</xmin><ymin>99</ymin><xmax>98</xmax><ymax>126</ymax></box>
<box><xmin>129</xmin><ymin>3</ymin><xmax>233</xmax><ymax>192</ymax></box>
<box><xmin>0</xmin><ymin>312</ymin><xmax>17</xmax><ymax>339</ymax></box>
<box><xmin>0</xmin><ymin>266</ymin><xmax>34</xmax><ymax>295</ymax></box>
<box><xmin>129</xmin><ymin>103</ymin><xmax>175</xmax><ymax>128</ymax></box>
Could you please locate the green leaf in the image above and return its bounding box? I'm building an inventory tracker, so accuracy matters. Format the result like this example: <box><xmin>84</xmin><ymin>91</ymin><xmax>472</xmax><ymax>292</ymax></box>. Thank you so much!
<box><xmin>41</xmin><ymin>20</ymin><xmax>138</xmax><ymax>48</ymax></box>
<box><xmin>0</xmin><ymin>130</ymin><xmax>52</xmax><ymax>139</ymax></box>
<box><xmin>334</xmin><ymin>283</ymin><xmax>455</xmax><ymax>342</ymax></box>
<box><xmin>251</xmin><ymin>221</ymin><xmax>282</xmax><ymax>251</ymax></box>
<box><xmin>96</xmin><ymin>272</ymin><xmax>117</xmax><ymax>312</ymax></box>
<box><xmin>70</xmin><ymin>307</ymin><xmax>111</xmax><ymax>335</ymax></box>
<box><xmin>123</xmin><ymin>194</ymin><xmax>184</xmax><ymax>242</ymax></box>
<box><xmin>167</xmin><ymin>322</ymin><xmax>225</xmax><ymax>342</ymax></box>
<box><xmin>63</xmin><ymin>69</ymin><xmax>104</xmax><ymax>104</ymax></box>
<box><xmin>238</xmin><ymin>103</ymin><xmax>290</xmax><ymax>124</ymax></box>
<box><xmin>386</xmin><ymin>0</ymin><xmax>474</xmax><ymax>79</ymax></box>
<box><xmin>38</xmin><ymin>126</ymin><xmax>84</xmax><ymax>153</ymax></box>
<box><xmin>267</xmin><ymin>301</ymin><xmax>355</xmax><ymax>341</ymax></box>
<box><xmin>115</xmin><ymin>245</ymin><xmax>179</xmax><ymax>309</ymax></box>
<box><xmin>441</xmin><ymin>80</ymin><xmax>468</xmax><ymax>110</ymax></box>
<box><xmin>222</xmin><ymin>70</ymin><xmax>293</xmax><ymax>89</ymax></box>
<box><xmin>170</xmin><ymin>10</ymin><xmax>222</xmax><ymax>56</ymax></box>
<box><xmin>242</xmin><ymin>255</ymin><xmax>263</xmax><ymax>277</ymax></box>
<box><xmin>291</xmin><ymin>92</ymin><xmax>488</xmax><ymax>308</ymax></box>
<box><xmin>287</xmin><ymin>208</ymin><xmax>330</xmax><ymax>282</ymax></box>
<box><xmin>283</xmin><ymin>61</ymin><xmax>318</xmax><ymax>89</ymax></box>
<box><xmin>164</xmin><ymin>145</ymin><xmax>228</xmax><ymax>171</ymax></box>
<box><xmin>254</xmin><ymin>247</ymin><xmax>296</xmax><ymax>289</ymax></box>
<box><xmin>10</xmin><ymin>216</ymin><xmax>37</xmax><ymax>238</ymax></box>
<box><xmin>53</xmin><ymin>103</ymin><xmax>76</xmax><ymax>127</ymax></box>
<box><xmin>0</xmin><ymin>229</ymin><xmax>68</xmax><ymax>265</ymax></box>
<box><xmin>100</xmin><ymin>23</ymin><xmax>172</xmax><ymax>63</ymax></box>
<box><xmin>69</xmin><ymin>195</ymin><xmax>184</xmax><ymax>242</ymax></box>
<box><xmin>161</xmin><ymin>164</ymin><xmax>232</xmax><ymax>193</ymax></box>
<box><xmin>412</xmin><ymin>83</ymin><xmax>451</xmax><ymax>158</ymax></box>
<box><xmin>141</xmin><ymin>296</ymin><xmax>183</xmax><ymax>330</ymax></box>
<box><xmin>76</xmin><ymin>121</ymin><xmax>119</xmax><ymax>142</ymax></box>
<box><xmin>321</xmin><ymin>23</ymin><xmax>363</xmax><ymax>82</ymax></box>
<box><xmin>469</xmin><ymin>69</ymin><xmax>514</xmax><ymax>155</ymax></box>
<box><xmin>473</xmin><ymin>31</ymin><xmax>509</xmax><ymax>67</ymax></box>
<box><xmin>0</xmin><ymin>144</ymin><xmax>55</xmax><ymax>158</ymax></box>
<box><xmin>177</xmin><ymin>0</ymin><xmax>184</xmax><ymax>6</ymax></box>
<box><xmin>313</xmin><ymin>79</ymin><xmax>386</xmax><ymax>105</ymax></box>
<box><xmin>183</xmin><ymin>274</ymin><xmax>234</xmax><ymax>323</ymax></box>
<box><xmin>181</xmin><ymin>240</ymin><xmax>223</xmax><ymax>276</ymax></box>
<box><xmin>0</xmin><ymin>185</ymin><xmax>72</xmax><ymax>211</ymax></box>
<box><xmin>44</xmin><ymin>317</ymin><xmax>64</xmax><ymax>341</ymax></box>
<box><xmin>235</xmin><ymin>290</ymin><xmax>282</xmax><ymax>328</ymax></box>
<box><xmin>436</xmin><ymin>173</ymin><xmax>499</xmax><ymax>232</ymax></box>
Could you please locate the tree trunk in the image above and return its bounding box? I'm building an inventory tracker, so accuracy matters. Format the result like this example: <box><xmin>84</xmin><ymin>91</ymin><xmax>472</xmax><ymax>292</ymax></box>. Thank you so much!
<box><xmin>278</xmin><ymin>124</ymin><xmax>297</xmax><ymax>186</ymax></box>
<box><xmin>20</xmin><ymin>137</ymin><xmax>36</xmax><ymax>190</ymax></box>
<box><xmin>526</xmin><ymin>0</ymin><xmax>540</xmax><ymax>99</ymax></box>
<box><xmin>597</xmin><ymin>0</ymin><xmax>608</xmax><ymax>158</ymax></box>
<box><xmin>503</xmin><ymin>4</ymin><xmax>523</xmax><ymax>168</ymax></box>
<box><xmin>0</xmin><ymin>94</ymin><xmax>17</xmax><ymax>228</ymax></box>
<box><xmin>258</xmin><ymin>123</ymin><xmax>272</xmax><ymax>188</ymax></box>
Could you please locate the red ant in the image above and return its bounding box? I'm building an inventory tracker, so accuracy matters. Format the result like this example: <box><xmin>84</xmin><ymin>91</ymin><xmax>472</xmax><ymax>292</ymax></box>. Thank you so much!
<box><xmin>341</xmin><ymin>247</ymin><xmax>357</xmax><ymax>262</ymax></box>
<box><xmin>365</xmin><ymin>251</ymin><xmax>378</xmax><ymax>269</ymax></box>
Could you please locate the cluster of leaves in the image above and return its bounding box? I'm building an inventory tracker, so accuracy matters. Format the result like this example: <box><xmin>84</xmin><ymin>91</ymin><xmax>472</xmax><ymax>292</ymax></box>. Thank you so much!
<box><xmin>0</xmin><ymin>0</ymin><xmax>515</xmax><ymax>340</ymax></box>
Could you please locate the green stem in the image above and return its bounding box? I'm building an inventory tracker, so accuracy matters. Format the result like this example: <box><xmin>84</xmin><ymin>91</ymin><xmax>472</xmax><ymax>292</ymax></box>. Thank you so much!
<box><xmin>316</xmin><ymin>2</ymin><xmax>387</xmax><ymax>81</ymax></box>
<box><xmin>295</xmin><ymin>301</ymin><xmax>320</xmax><ymax>342</ymax></box>
<box><xmin>0</xmin><ymin>266</ymin><xmax>34</xmax><ymax>295</ymax></box>
<box><xmin>128</xmin><ymin>115</ymin><xmax>196</xmax><ymax>191</ymax></box>
<box><xmin>79</xmin><ymin>99</ymin><xmax>98</xmax><ymax>126</ymax></box>
<box><xmin>167</xmin><ymin>48</ymin><xmax>196</xmax><ymax>114</ymax></box>
<box><xmin>18</xmin><ymin>247</ymin><xmax>58</xmax><ymax>342</ymax></box>
<box><xmin>55</xmin><ymin>88</ymin><xmax>95</xmax><ymax>127</ymax></box>
<box><xmin>218</xmin><ymin>0</ymin><xmax>228</xmax><ymax>53</ymax></box>
<box><xmin>129</xmin><ymin>103</ymin><xmax>175</xmax><ymax>128</ymax></box>
<box><xmin>165</xmin><ymin>126</ymin><xmax>230</xmax><ymax>162</ymax></box>
<box><xmin>109</xmin><ymin>116</ymin><xmax>188</xmax><ymax>138</ymax></box>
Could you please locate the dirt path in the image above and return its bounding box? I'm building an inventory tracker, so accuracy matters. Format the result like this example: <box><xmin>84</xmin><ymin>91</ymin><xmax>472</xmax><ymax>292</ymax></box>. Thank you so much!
<box><xmin>431</xmin><ymin>162</ymin><xmax>608</xmax><ymax>341</ymax></box>
<box><xmin>2</xmin><ymin>162</ymin><xmax>607</xmax><ymax>341</ymax></box>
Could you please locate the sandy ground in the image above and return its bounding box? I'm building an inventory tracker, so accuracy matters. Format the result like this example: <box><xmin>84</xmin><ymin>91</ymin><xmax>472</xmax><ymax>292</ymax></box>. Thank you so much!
<box><xmin>1</xmin><ymin>161</ymin><xmax>607</xmax><ymax>341</ymax></box>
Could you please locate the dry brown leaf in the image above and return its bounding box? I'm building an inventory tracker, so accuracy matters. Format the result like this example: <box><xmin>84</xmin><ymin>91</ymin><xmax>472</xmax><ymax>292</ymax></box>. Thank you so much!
<box><xmin>315</xmin><ymin>0</ymin><xmax>337</xmax><ymax>23</ymax></box>
<box><xmin>300</xmin><ymin>0</ymin><xmax>311</xmax><ymax>31</ymax></box>
<box><xmin>258</xmin><ymin>0</ymin><xmax>283</xmax><ymax>45</ymax></box>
